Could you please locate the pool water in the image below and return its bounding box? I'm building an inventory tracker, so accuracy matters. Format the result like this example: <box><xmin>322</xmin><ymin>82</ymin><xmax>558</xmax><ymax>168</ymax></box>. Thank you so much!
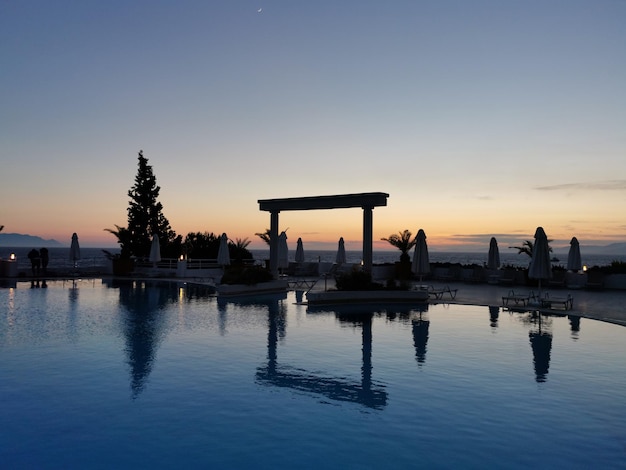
<box><xmin>1</xmin><ymin>279</ymin><xmax>625</xmax><ymax>469</ymax></box>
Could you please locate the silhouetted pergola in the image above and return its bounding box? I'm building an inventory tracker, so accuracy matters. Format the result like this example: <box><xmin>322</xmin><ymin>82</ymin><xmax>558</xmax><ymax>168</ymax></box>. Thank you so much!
<box><xmin>258</xmin><ymin>192</ymin><xmax>389</xmax><ymax>277</ymax></box>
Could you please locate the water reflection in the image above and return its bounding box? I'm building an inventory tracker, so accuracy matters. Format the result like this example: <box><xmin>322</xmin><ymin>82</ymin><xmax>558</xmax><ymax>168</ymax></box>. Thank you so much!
<box><xmin>0</xmin><ymin>279</ymin><xmax>17</xmax><ymax>288</ymax></box>
<box><xmin>568</xmin><ymin>315</ymin><xmax>581</xmax><ymax>340</ymax></box>
<box><xmin>106</xmin><ymin>279</ymin><xmax>214</xmax><ymax>398</ymax></box>
<box><xmin>527</xmin><ymin>313</ymin><xmax>553</xmax><ymax>383</ymax></box>
<box><xmin>217</xmin><ymin>292</ymin><xmax>288</xmax><ymax>339</ymax></box>
<box><xmin>255</xmin><ymin>303</ymin><xmax>402</xmax><ymax>409</ymax></box>
<box><xmin>412</xmin><ymin>312</ymin><xmax>430</xmax><ymax>367</ymax></box>
<box><xmin>67</xmin><ymin>279</ymin><xmax>79</xmax><ymax>343</ymax></box>
<box><xmin>489</xmin><ymin>305</ymin><xmax>499</xmax><ymax>328</ymax></box>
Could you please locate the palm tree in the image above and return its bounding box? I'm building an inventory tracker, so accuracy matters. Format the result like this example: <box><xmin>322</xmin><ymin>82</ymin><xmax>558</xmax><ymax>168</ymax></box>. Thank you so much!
<box><xmin>255</xmin><ymin>229</ymin><xmax>271</xmax><ymax>246</ymax></box>
<box><xmin>230</xmin><ymin>237</ymin><xmax>253</xmax><ymax>264</ymax></box>
<box><xmin>233</xmin><ymin>237</ymin><xmax>251</xmax><ymax>250</ymax></box>
<box><xmin>381</xmin><ymin>230</ymin><xmax>416</xmax><ymax>263</ymax></box>
<box><xmin>510</xmin><ymin>239</ymin><xmax>553</xmax><ymax>258</ymax></box>
<box><xmin>103</xmin><ymin>225</ymin><xmax>133</xmax><ymax>259</ymax></box>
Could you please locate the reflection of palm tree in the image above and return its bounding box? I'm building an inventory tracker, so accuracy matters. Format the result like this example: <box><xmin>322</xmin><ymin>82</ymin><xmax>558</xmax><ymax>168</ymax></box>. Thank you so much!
<box><xmin>412</xmin><ymin>318</ymin><xmax>430</xmax><ymax>366</ymax></box>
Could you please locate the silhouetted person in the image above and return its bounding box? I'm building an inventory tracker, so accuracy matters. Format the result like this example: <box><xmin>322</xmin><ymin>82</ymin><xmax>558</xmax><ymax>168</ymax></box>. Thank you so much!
<box><xmin>28</xmin><ymin>248</ymin><xmax>41</xmax><ymax>276</ymax></box>
<box><xmin>40</xmin><ymin>247</ymin><xmax>49</xmax><ymax>274</ymax></box>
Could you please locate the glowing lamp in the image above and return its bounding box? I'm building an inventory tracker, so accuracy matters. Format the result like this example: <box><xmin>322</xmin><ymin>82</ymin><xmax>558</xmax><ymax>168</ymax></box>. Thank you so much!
<box><xmin>9</xmin><ymin>253</ymin><xmax>16</xmax><ymax>261</ymax></box>
<box><xmin>582</xmin><ymin>265</ymin><xmax>588</xmax><ymax>272</ymax></box>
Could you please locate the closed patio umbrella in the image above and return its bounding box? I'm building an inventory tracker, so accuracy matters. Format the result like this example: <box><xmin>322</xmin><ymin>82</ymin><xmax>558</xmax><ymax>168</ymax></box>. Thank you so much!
<box><xmin>567</xmin><ymin>237</ymin><xmax>582</xmax><ymax>272</ymax></box>
<box><xmin>335</xmin><ymin>237</ymin><xmax>346</xmax><ymax>265</ymax></box>
<box><xmin>69</xmin><ymin>233</ymin><xmax>81</xmax><ymax>269</ymax></box>
<box><xmin>412</xmin><ymin>229</ymin><xmax>430</xmax><ymax>282</ymax></box>
<box><xmin>217</xmin><ymin>233</ymin><xmax>231</xmax><ymax>266</ymax></box>
<box><xmin>149</xmin><ymin>234</ymin><xmax>161</xmax><ymax>267</ymax></box>
<box><xmin>487</xmin><ymin>237</ymin><xmax>500</xmax><ymax>270</ymax></box>
<box><xmin>528</xmin><ymin>226</ymin><xmax>552</xmax><ymax>297</ymax></box>
<box><xmin>295</xmin><ymin>237</ymin><xmax>305</xmax><ymax>263</ymax></box>
<box><xmin>278</xmin><ymin>231</ymin><xmax>289</xmax><ymax>270</ymax></box>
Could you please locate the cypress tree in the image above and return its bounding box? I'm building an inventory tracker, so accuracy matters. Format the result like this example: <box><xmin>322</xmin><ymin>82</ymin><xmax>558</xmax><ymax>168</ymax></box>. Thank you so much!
<box><xmin>107</xmin><ymin>150</ymin><xmax>180</xmax><ymax>258</ymax></box>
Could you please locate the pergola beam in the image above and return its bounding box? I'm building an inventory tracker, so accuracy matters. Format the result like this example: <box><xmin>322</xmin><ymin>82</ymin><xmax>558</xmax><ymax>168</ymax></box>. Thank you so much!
<box><xmin>258</xmin><ymin>192</ymin><xmax>389</xmax><ymax>277</ymax></box>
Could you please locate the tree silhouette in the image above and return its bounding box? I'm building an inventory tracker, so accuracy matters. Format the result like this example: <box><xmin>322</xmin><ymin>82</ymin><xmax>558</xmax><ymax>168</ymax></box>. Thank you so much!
<box><xmin>106</xmin><ymin>150</ymin><xmax>181</xmax><ymax>258</ymax></box>
<box><xmin>255</xmin><ymin>228</ymin><xmax>271</xmax><ymax>245</ymax></box>
<box><xmin>381</xmin><ymin>230</ymin><xmax>416</xmax><ymax>263</ymax></box>
<box><xmin>510</xmin><ymin>239</ymin><xmax>553</xmax><ymax>258</ymax></box>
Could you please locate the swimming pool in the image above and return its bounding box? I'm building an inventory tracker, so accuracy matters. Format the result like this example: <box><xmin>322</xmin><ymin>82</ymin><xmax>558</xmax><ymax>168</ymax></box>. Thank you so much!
<box><xmin>1</xmin><ymin>279</ymin><xmax>625</xmax><ymax>469</ymax></box>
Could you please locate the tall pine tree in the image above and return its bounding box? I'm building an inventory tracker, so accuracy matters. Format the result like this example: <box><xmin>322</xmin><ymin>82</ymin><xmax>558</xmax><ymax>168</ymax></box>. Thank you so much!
<box><xmin>107</xmin><ymin>151</ymin><xmax>180</xmax><ymax>258</ymax></box>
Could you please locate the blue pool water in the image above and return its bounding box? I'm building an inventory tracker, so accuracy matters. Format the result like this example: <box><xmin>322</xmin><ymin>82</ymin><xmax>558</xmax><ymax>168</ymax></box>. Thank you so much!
<box><xmin>1</xmin><ymin>279</ymin><xmax>625</xmax><ymax>469</ymax></box>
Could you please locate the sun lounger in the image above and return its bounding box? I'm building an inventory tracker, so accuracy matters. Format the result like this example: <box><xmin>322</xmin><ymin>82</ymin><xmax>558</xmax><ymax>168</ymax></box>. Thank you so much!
<box><xmin>428</xmin><ymin>285</ymin><xmax>458</xmax><ymax>300</ymax></box>
<box><xmin>540</xmin><ymin>293</ymin><xmax>573</xmax><ymax>310</ymax></box>
<box><xmin>502</xmin><ymin>290</ymin><xmax>535</xmax><ymax>307</ymax></box>
<box><xmin>288</xmin><ymin>278</ymin><xmax>317</xmax><ymax>290</ymax></box>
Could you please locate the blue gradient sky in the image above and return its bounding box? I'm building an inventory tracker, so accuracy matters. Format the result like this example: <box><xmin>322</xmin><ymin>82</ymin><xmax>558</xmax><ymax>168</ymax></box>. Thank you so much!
<box><xmin>2</xmin><ymin>1</ymin><xmax>625</xmax><ymax>251</ymax></box>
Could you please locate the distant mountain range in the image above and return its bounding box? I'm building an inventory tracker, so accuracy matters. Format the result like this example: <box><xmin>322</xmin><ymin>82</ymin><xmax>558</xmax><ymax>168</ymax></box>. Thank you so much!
<box><xmin>552</xmin><ymin>242</ymin><xmax>626</xmax><ymax>255</ymax></box>
<box><xmin>1</xmin><ymin>232</ymin><xmax>625</xmax><ymax>255</ymax></box>
<box><xmin>0</xmin><ymin>233</ymin><xmax>62</xmax><ymax>247</ymax></box>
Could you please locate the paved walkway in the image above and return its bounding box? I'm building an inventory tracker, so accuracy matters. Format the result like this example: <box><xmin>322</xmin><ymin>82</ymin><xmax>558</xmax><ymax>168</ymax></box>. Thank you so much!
<box><xmin>416</xmin><ymin>280</ymin><xmax>626</xmax><ymax>327</ymax></box>
<box><xmin>300</xmin><ymin>276</ymin><xmax>626</xmax><ymax>327</ymax></box>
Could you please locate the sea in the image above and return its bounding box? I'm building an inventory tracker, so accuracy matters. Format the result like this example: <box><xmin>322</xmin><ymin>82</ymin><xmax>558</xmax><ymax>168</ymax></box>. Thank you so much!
<box><xmin>1</xmin><ymin>246</ymin><xmax>624</xmax><ymax>273</ymax></box>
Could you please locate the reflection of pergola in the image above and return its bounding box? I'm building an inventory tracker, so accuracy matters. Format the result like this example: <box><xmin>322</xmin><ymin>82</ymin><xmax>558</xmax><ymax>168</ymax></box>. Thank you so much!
<box><xmin>256</xmin><ymin>309</ymin><xmax>388</xmax><ymax>409</ymax></box>
<box><xmin>258</xmin><ymin>192</ymin><xmax>389</xmax><ymax>277</ymax></box>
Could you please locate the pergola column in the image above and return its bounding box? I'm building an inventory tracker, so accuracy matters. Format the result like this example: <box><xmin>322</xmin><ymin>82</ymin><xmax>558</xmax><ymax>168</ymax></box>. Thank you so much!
<box><xmin>269</xmin><ymin>211</ymin><xmax>280</xmax><ymax>278</ymax></box>
<box><xmin>362</xmin><ymin>206</ymin><xmax>373</xmax><ymax>273</ymax></box>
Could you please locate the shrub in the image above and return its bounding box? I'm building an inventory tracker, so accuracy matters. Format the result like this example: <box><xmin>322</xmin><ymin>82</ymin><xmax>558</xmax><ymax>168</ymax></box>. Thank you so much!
<box><xmin>220</xmin><ymin>266</ymin><xmax>273</xmax><ymax>285</ymax></box>
<box><xmin>335</xmin><ymin>269</ymin><xmax>384</xmax><ymax>291</ymax></box>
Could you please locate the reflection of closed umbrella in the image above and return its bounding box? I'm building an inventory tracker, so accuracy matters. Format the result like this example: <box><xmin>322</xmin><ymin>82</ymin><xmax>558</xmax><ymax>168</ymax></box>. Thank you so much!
<box><xmin>278</xmin><ymin>231</ymin><xmax>289</xmax><ymax>269</ymax></box>
<box><xmin>412</xmin><ymin>229</ymin><xmax>430</xmax><ymax>282</ymax></box>
<box><xmin>149</xmin><ymin>234</ymin><xmax>161</xmax><ymax>267</ymax></box>
<box><xmin>412</xmin><ymin>318</ymin><xmax>430</xmax><ymax>366</ymax></box>
<box><xmin>295</xmin><ymin>237</ymin><xmax>305</xmax><ymax>263</ymax></box>
<box><xmin>489</xmin><ymin>305</ymin><xmax>499</xmax><ymax>328</ymax></box>
<box><xmin>528</xmin><ymin>227</ymin><xmax>552</xmax><ymax>296</ymax></box>
<box><xmin>529</xmin><ymin>330</ymin><xmax>552</xmax><ymax>383</ymax></box>
<box><xmin>70</xmin><ymin>233</ymin><xmax>81</xmax><ymax>268</ymax></box>
<box><xmin>487</xmin><ymin>237</ymin><xmax>500</xmax><ymax>270</ymax></box>
<box><xmin>335</xmin><ymin>237</ymin><xmax>346</xmax><ymax>264</ymax></box>
<box><xmin>217</xmin><ymin>233</ymin><xmax>230</xmax><ymax>266</ymax></box>
<box><xmin>567</xmin><ymin>237</ymin><xmax>582</xmax><ymax>272</ymax></box>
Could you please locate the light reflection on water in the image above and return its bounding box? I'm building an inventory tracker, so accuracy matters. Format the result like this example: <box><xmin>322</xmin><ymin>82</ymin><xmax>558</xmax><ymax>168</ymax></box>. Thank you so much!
<box><xmin>1</xmin><ymin>280</ymin><xmax>625</xmax><ymax>469</ymax></box>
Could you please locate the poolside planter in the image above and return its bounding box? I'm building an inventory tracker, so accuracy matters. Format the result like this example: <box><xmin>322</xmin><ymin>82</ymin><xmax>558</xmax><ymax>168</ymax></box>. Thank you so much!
<box><xmin>306</xmin><ymin>289</ymin><xmax>429</xmax><ymax>305</ymax></box>
<box><xmin>604</xmin><ymin>274</ymin><xmax>626</xmax><ymax>290</ymax></box>
<box><xmin>217</xmin><ymin>280</ymin><xmax>289</xmax><ymax>296</ymax></box>
<box><xmin>0</xmin><ymin>259</ymin><xmax>18</xmax><ymax>278</ymax></box>
<box><xmin>112</xmin><ymin>258</ymin><xmax>134</xmax><ymax>276</ymax></box>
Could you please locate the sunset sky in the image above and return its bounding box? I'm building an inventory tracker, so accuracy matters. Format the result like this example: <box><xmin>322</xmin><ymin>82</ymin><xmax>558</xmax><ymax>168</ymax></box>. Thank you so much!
<box><xmin>2</xmin><ymin>1</ymin><xmax>625</xmax><ymax>252</ymax></box>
